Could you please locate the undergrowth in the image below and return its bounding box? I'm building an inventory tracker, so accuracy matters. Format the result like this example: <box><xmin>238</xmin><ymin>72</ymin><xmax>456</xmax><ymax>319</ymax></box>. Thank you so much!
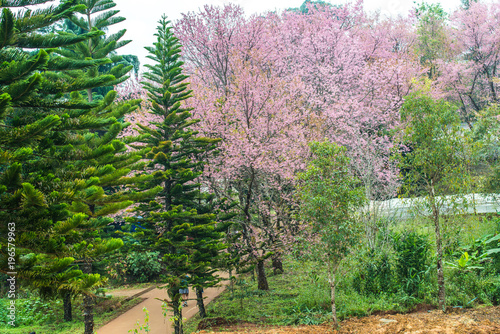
<box><xmin>0</xmin><ymin>293</ymin><xmax>143</xmax><ymax>334</ymax></box>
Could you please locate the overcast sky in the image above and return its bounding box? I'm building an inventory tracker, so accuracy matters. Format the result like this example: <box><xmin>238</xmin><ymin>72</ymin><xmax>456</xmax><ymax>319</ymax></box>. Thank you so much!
<box><xmin>112</xmin><ymin>0</ymin><xmax>464</xmax><ymax>68</ymax></box>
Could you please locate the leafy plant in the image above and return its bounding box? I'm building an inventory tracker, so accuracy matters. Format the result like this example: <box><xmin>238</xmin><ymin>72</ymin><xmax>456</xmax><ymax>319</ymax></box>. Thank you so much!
<box><xmin>456</xmin><ymin>233</ymin><xmax>500</xmax><ymax>273</ymax></box>
<box><xmin>446</xmin><ymin>252</ymin><xmax>484</xmax><ymax>271</ymax></box>
<box><xmin>129</xmin><ymin>307</ymin><xmax>151</xmax><ymax>333</ymax></box>
<box><xmin>393</xmin><ymin>231</ymin><xmax>431</xmax><ymax>297</ymax></box>
<box><xmin>126</xmin><ymin>252</ymin><xmax>162</xmax><ymax>283</ymax></box>
<box><xmin>446</xmin><ymin>233</ymin><xmax>500</xmax><ymax>306</ymax></box>
<box><xmin>0</xmin><ymin>298</ymin><xmax>61</xmax><ymax>326</ymax></box>
<box><xmin>354</xmin><ymin>248</ymin><xmax>395</xmax><ymax>295</ymax></box>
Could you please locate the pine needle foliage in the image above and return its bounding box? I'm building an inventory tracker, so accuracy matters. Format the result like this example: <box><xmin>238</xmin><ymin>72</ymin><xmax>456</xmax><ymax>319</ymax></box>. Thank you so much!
<box><xmin>131</xmin><ymin>15</ymin><xmax>222</xmax><ymax>334</ymax></box>
<box><xmin>0</xmin><ymin>1</ymin><xmax>158</xmax><ymax>330</ymax></box>
<box><xmin>56</xmin><ymin>0</ymin><xmax>136</xmax><ymax>101</ymax></box>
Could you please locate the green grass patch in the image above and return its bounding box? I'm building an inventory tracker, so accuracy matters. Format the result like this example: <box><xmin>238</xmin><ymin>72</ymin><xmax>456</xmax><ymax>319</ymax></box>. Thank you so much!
<box><xmin>0</xmin><ymin>294</ymin><xmax>143</xmax><ymax>334</ymax></box>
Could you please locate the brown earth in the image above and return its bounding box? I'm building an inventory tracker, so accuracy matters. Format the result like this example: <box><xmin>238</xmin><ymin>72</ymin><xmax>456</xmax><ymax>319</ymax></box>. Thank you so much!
<box><xmin>196</xmin><ymin>306</ymin><xmax>500</xmax><ymax>334</ymax></box>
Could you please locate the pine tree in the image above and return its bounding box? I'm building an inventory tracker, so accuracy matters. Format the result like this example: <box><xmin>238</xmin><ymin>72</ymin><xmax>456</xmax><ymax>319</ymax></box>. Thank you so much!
<box><xmin>46</xmin><ymin>1</ymin><xmax>160</xmax><ymax>329</ymax></box>
<box><xmin>52</xmin><ymin>88</ymin><xmax>159</xmax><ymax>331</ymax></box>
<box><xmin>55</xmin><ymin>0</ymin><xmax>134</xmax><ymax>101</ymax></box>
<box><xmin>0</xmin><ymin>0</ymin><xmax>113</xmax><ymax>319</ymax></box>
<box><xmin>132</xmin><ymin>15</ymin><xmax>220</xmax><ymax>334</ymax></box>
<box><xmin>0</xmin><ymin>1</ymin><xmax>159</xmax><ymax>330</ymax></box>
<box><xmin>50</xmin><ymin>2</ymin><xmax>159</xmax><ymax>327</ymax></box>
<box><xmin>189</xmin><ymin>193</ymin><xmax>235</xmax><ymax>318</ymax></box>
<box><xmin>53</xmin><ymin>1</ymin><xmax>158</xmax><ymax>327</ymax></box>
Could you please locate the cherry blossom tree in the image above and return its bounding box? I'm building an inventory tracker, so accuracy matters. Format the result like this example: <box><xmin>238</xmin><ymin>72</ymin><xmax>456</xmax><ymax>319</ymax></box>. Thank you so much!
<box><xmin>175</xmin><ymin>4</ymin><xmax>317</xmax><ymax>289</ymax></box>
<box><xmin>186</xmin><ymin>51</ymin><xmax>311</xmax><ymax>289</ymax></box>
<box><xmin>437</xmin><ymin>1</ymin><xmax>500</xmax><ymax>126</ymax></box>
<box><xmin>174</xmin><ymin>2</ymin><xmax>424</xmax><ymax>267</ymax></box>
<box><xmin>270</xmin><ymin>2</ymin><xmax>422</xmax><ymax>242</ymax></box>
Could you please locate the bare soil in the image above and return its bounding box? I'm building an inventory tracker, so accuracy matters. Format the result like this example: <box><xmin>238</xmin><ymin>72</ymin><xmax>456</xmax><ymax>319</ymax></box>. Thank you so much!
<box><xmin>196</xmin><ymin>306</ymin><xmax>500</xmax><ymax>334</ymax></box>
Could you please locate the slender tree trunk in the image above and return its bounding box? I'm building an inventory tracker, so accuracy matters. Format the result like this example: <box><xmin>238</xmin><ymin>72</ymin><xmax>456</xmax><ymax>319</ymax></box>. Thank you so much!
<box><xmin>229</xmin><ymin>269</ymin><xmax>234</xmax><ymax>298</ymax></box>
<box><xmin>164</xmin><ymin>180</ymin><xmax>173</xmax><ymax>233</ymax></box>
<box><xmin>484</xmin><ymin>65</ymin><xmax>498</xmax><ymax>102</ymax></box>
<box><xmin>63</xmin><ymin>291</ymin><xmax>72</xmax><ymax>322</ymax></box>
<box><xmin>87</xmin><ymin>88</ymin><xmax>93</xmax><ymax>102</ymax></box>
<box><xmin>82</xmin><ymin>262</ymin><xmax>94</xmax><ymax>334</ymax></box>
<box><xmin>272</xmin><ymin>255</ymin><xmax>283</xmax><ymax>275</ymax></box>
<box><xmin>172</xmin><ymin>298</ymin><xmax>183</xmax><ymax>334</ymax></box>
<box><xmin>256</xmin><ymin>259</ymin><xmax>269</xmax><ymax>290</ymax></box>
<box><xmin>196</xmin><ymin>287</ymin><xmax>206</xmax><ymax>318</ymax></box>
<box><xmin>431</xmin><ymin>197</ymin><xmax>446</xmax><ymax>312</ymax></box>
<box><xmin>329</xmin><ymin>273</ymin><xmax>337</xmax><ymax>328</ymax></box>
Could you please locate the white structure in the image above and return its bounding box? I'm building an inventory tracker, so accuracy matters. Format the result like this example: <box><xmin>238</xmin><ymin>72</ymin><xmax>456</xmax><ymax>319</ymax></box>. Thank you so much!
<box><xmin>366</xmin><ymin>194</ymin><xmax>500</xmax><ymax>221</ymax></box>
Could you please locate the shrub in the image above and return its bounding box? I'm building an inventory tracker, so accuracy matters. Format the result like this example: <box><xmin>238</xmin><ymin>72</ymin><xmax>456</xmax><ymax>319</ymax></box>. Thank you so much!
<box><xmin>446</xmin><ymin>269</ymin><xmax>498</xmax><ymax>306</ymax></box>
<box><xmin>95</xmin><ymin>254</ymin><xmax>128</xmax><ymax>285</ymax></box>
<box><xmin>353</xmin><ymin>247</ymin><xmax>395</xmax><ymax>295</ymax></box>
<box><xmin>126</xmin><ymin>251</ymin><xmax>162</xmax><ymax>283</ymax></box>
<box><xmin>0</xmin><ymin>298</ymin><xmax>61</xmax><ymax>326</ymax></box>
<box><xmin>490</xmin><ymin>283</ymin><xmax>500</xmax><ymax>305</ymax></box>
<box><xmin>393</xmin><ymin>231</ymin><xmax>431</xmax><ymax>297</ymax></box>
<box><xmin>445</xmin><ymin>232</ymin><xmax>500</xmax><ymax>306</ymax></box>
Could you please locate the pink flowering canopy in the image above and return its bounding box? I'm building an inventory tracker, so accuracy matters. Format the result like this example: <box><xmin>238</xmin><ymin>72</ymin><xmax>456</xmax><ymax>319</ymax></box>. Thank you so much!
<box><xmin>117</xmin><ymin>1</ymin><xmax>500</xmax><ymax>262</ymax></box>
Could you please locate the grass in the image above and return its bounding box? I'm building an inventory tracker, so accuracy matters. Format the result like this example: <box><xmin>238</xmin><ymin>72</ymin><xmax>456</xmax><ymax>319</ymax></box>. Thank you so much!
<box><xmin>0</xmin><ymin>293</ymin><xmax>144</xmax><ymax>334</ymax></box>
<box><xmin>105</xmin><ymin>282</ymin><xmax>158</xmax><ymax>293</ymax></box>
<box><xmin>391</xmin><ymin>213</ymin><xmax>500</xmax><ymax>258</ymax></box>
<box><xmin>3</xmin><ymin>215</ymin><xmax>498</xmax><ymax>334</ymax></box>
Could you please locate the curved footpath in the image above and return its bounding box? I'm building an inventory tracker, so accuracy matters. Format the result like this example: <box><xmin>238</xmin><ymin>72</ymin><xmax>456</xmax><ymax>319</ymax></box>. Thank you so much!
<box><xmin>97</xmin><ymin>274</ymin><xmax>228</xmax><ymax>334</ymax></box>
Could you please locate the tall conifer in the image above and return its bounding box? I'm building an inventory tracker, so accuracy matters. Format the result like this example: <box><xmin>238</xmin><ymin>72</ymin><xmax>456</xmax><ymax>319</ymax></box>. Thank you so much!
<box><xmin>132</xmin><ymin>15</ymin><xmax>221</xmax><ymax>334</ymax></box>
<box><xmin>56</xmin><ymin>0</ymin><xmax>134</xmax><ymax>101</ymax></box>
<box><xmin>0</xmin><ymin>1</ymin><xmax>159</xmax><ymax>331</ymax></box>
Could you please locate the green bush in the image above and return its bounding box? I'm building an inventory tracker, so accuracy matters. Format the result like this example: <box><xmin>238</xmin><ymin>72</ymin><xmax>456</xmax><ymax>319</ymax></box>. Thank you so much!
<box><xmin>393</xmin><ymin>231</ymin><xmax>431</xmax><ymax>297</ymax></box>
<box><xmin>126</xmin><ymin>251</ymin><xmax>162</xmax><ymax>283</ymax></box>
<box><xmin>353</xmin><ymin>247</ymin><xmax>395</xmax><ymax>295</ymax></box>
<box><xmin>0</xmin><ymin>298</ymin><xmax>61</xmax><ymax>326</ymax></box>
<box><xmin>445</xmin><ymin>232</ymin><xmax>500</xmax><ymax>307</ymax></box>
<box><xmin>446</xmin><ymin>269</ymin><xmax>497</xmax><ymax>306</ymax></box>
<box><xmin>489</xmin><ymin>283</ymin><xmax>500</xmax><ymax>305</ymax></box>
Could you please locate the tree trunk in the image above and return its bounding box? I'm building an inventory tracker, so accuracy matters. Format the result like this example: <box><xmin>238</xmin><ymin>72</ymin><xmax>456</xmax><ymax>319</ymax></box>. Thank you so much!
<box><xmin>229</xmin><ymin>269</ymin><xmax>233</xmax><ymax>289</ymax></box>
<box><xmin>329</xmin><ymin>274</ymin><xmax>338</xmax><ymax>328</ymax></box>
<box><xmin>272</xmin><ymin>255</ymin><xmax>283</xmax><ymax>275</ymax></box>
<box><xmin>431</xmin><ymin>198</ymin><xmax>446</xmax><ymax>312</ymax></box>
<box><xmin>172</xmin><ymin>298</ymin><xmax>183</xmax><ymax>334</ymax></box>
<box><xmin>196</xmin><ymin>287</ymin><xmax>206</xmax><ymax>318</ymax></box>
<box><xmin>256</xmin><ymin>259</ymin><xmax>269</xmax><ymax>290</ymax></box>
<box><xmin>83</xmin><ymin>294</ymin><xmax>94</xmax><ymax>334</ymax></box>
<box><xmin>87</xmin><ymin>88</ymin><xmax>93</xmax><ymax>102</ymax></box>
<box><xmin>229</xmin><ymin>269</ymin><xmax>234</xmax><ymax>298</ymax></box>
<box><xmin>63</xmin><ymin>291</ymin><xmax>72</xmax><ymax>322</ymax></box>
<box><xmin>82</xmin><ymin>262</ymin><xmax>94</xmax><ymax>334</ymax></box>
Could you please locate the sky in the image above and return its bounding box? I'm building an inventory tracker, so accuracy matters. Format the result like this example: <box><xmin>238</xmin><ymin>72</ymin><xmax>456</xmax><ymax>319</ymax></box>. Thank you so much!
<box><xmin>112</xmin><ymin>0</ymin><xmax>464</xmax><ymax>68</ymax></box>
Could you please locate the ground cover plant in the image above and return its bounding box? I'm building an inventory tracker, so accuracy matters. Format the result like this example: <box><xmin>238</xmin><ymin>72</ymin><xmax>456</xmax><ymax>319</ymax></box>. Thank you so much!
<box><xmin>0</xmin><ymin>291</ymin><xmax>143</xmax><ymax>334</ymax></box>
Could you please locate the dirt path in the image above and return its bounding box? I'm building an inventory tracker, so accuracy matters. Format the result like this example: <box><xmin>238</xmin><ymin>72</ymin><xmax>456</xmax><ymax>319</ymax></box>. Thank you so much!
<box><xmin>97</xmin><ymin>274</ymin><xmax>228</xmax><ymax>334</ymax></box>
